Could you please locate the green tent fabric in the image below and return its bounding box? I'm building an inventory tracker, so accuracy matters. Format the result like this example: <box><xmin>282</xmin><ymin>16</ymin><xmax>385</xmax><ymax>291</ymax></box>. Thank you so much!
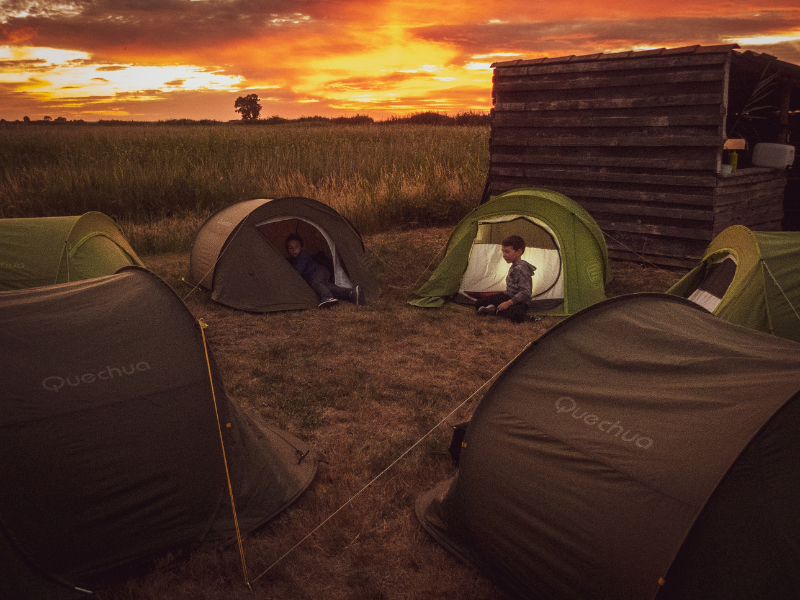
<box><xmin>408</xmin><ymin>188</ymin><xmax>611</xmax><ymax>315</ymax></box>
<box><xmin>417</xmin><ymin>293</ymin><xmax>800</xmax><ymax>600</ymax></box>
<box><xmin>186</xmin><ymin>197</ymin><xmax>379</xmax><ymax>312</ymax></box>
<box><xmin>0</xmin><ymin>212</ymin><xmax>144</xmax><ymax>290</ymax></box>
<box><xmin>668</xmin><ymin>224</ymin><xmax>800</xmax><ymax>342</ymax></box>
<box><xmin>0</xmin><ymin>267</ymin><xmax>316</xmax><ymax>598</ymax></box>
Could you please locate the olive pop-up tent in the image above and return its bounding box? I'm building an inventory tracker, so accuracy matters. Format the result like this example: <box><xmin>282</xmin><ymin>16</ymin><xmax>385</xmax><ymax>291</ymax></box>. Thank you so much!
<box><xmin>0</xmin><ymin>267</ymin><xmax>316</xmax><ymax>599</ymax></box>
<box><xmin>408</xmin><ymin>188</ymin><xmax>611</xmax><ymax>315</ymax></box>
<box><xmin>186</xmin><ymin>197</ymin><xmax>379</xmax><ymax>312</ymax></box>
<box><xmin>667</xmin><ymin>224</ymin><xmax>800</xmax><ymax>342</ymax></box>
<box><xmin>417</xmin><ymin>293</ymin><xmax>800</xmax><ymax>600</ymax></box>
<box><xmin>0</xmin><ymin>212</ymin><xmax>144</xmax><ymax>290</ymax></box>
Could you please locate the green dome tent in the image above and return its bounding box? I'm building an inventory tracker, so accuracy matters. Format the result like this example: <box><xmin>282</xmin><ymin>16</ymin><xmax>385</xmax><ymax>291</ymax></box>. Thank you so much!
<box><xmin>417</xmin><ymin>293</ymin><xmax>800</xmax><ymax>600</ymax></box>
<box><xmin>0</xmin><ymin>212</ymin><xmax>144</xmax><ymax>290</ymax></box>
<box><xmin>667</xmin><ymin>224</ymin><xmax>800</xmax><ymax>342</ymax></box>
<box><xmin>186</xmin><ymin>197</ymin><xmax>379</xmax><ymax>312</ymax></box>
<box><xmin>408</xmin><ymin>188</ymin><xmax>611</xmax><ymax>315</ymax></box>
<box><xmin>0</xmin><ymin>268</ymin><xmax>316</xmax><ymax>599</ymax></box>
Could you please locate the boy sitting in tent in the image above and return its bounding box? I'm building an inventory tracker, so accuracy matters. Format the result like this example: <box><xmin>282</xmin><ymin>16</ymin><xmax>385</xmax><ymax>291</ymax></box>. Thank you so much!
<box><xmin>474</xmin><ymin>235</ymin><xmax>536</xmax><ymax>323</ymax></box>
<box><xmin>285</xmin><ymin>233</ymin><xmax>364</xmax><ymax>308</ymax></box>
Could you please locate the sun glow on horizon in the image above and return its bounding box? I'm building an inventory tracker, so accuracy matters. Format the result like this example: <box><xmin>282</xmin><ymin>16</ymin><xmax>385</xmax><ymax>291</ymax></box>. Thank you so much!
<box><xmin>285</xmin><ymin>36</ymin><xmax>493</xmax><ymax>114</ymax></box>
<box><xmin>727</xmin><ymin>32</ymin><xmax>800</xmax><ymax>46</ymax></box>
<box><xmin>1</xmin><ymin>46</ymin><xmax>243</xmax><ymax>109</ymax></box>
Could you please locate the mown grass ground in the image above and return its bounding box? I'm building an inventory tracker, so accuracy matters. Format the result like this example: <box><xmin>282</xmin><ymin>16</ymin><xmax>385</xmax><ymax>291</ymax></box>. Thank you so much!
<box><xmin>96</xmin><ymin>227</ymin><xmax>686</xmax><ymax>600</ymax></box>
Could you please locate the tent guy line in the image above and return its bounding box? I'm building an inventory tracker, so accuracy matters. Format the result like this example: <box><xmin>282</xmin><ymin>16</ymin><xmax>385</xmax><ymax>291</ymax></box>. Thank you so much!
<box><xmin>181</xmin><ymin>215</ymin><xmax>248</xmax><ymax>303</ymax></box>
<box><xmin>765</xmin><ymin>263</ymin><xmax>800</xmax><ymax>324</ymax></box>
<box><xmin>249</xmin><ymin>351</ymin><xmax>524</xmax><ymax>584</ymax></box>
<box><xmin>599</xmin><ymin>229</ymin><xmax>673</xmax><ymax>274</ymax></box>
<box><xmin>377</xmin><ymin>240</ymin><xmax>448</xmax><ymax>291</ymax></box>
<box><xmin>199</xmin><ymin>317</ymin><xmax>251</xmax><ymax>589</ymax></box>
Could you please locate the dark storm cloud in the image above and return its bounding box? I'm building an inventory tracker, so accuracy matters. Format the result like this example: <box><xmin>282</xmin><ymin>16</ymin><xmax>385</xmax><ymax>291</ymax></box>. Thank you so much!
<box><xmin>0</xmin><ymin>0</ymin><xmax>351</xmax><ymax>53</ymax></box>
<box><xmin>412</xmin><ymin>13</ymin><xmax>800</xmax><ymax>59</ymax></box>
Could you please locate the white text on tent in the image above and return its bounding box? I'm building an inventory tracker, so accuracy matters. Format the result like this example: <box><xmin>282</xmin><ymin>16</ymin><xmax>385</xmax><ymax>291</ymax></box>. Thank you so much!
<box><xmin>555</xmin><ymin>396</ymin><xmax>653</xmax><ymax>449</ymax></box>
<box><xmin>42</xmin><ymin>362</ymin><xmax>152</xmax><ymax>392</ymax></box>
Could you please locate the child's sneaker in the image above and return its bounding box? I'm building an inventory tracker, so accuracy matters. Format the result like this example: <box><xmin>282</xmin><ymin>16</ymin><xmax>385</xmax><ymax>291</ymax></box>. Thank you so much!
<box><xmin>477</xmin><ymin>304</ymin><xmax>496</xmax><ymax>316</ymax></box>
<box><xmin>319</xmin><ymin>297</ymin><xmax>339</xmax><ymax>309</ymax></box>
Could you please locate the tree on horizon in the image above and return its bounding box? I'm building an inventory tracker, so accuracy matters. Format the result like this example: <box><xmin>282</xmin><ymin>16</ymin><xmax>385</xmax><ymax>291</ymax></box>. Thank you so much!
<box><xmin>234</xmin><ymin>94</ymin><xmax>261</xmax><ymax>121</ymax></box>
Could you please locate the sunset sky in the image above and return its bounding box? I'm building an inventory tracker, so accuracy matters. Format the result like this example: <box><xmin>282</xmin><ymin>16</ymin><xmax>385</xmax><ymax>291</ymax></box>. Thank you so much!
<box><xmin>1</xmin><ymin>1</ymin><xmax>799</xmax><ymax>122</ymax></box>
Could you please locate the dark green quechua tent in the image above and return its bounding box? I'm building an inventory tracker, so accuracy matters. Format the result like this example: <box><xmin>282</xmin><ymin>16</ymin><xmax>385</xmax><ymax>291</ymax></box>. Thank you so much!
<box><xmin>186</xmin><ymin>197</ymin><xmax>379</xmax><ymax>312</ymax></box>
<box><xmin>417</xmin><ymin>293</ymin><xmax>800</xmax><ymax>600</ymax></box>
<box><xmin>668</xmin><ymin>224</ymin><xmax>800</xmax><ymax>342</ymax></box>
<box><xmin>0</xmin><ymin>268</ymin><xmax>316</xmax><ymax>599</ymax></box>
<box><xmin>0</xmin><ymin>212</ymin><xmax>144</xmax><ymax>290</ymax></box>
<box><xmin>408</xmin><ymin>188</ymin><xmax>611</xmax><ymax>315</ymax></box>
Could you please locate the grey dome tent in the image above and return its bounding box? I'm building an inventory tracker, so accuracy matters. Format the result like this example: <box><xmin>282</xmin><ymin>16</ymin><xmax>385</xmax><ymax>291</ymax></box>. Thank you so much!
<box><xmin>417</xmin><ymin>293</ymin><xmax>800</xmax><ymax>600</ymax></box>
<box><xmin>186</xmin><ymin>197</ymin><xmax>379</xmax><ymax>312</ymax></box>
<box><xmin>0</xmin><ymin>212</ymin><xmax>144</xmax><ymax>290</ymax></box>
<box><xmin>408</xmin><ymin>188</ymin><xmax>611</xmax><ymax>315</ymax></box>
<box><xmin>0</xmin><ymin>267</ymin><xmax>316</xmax><ymax>599</ymax></box>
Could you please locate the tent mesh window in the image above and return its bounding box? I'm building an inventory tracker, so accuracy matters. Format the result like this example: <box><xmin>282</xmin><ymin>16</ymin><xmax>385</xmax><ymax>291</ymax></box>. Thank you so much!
<box><xmin>686</xmin><ymin>255</ymin><xmax>737</xmax><ymax>313</ymax></box>
<box><xmin>256</xmin><ymin>218</ymin><xmax>353</xmax><ymax>287</ymax></box>
<box><xmin>458</xmin><ymin>216</ymin><xmax>563</xmax><ymax>304</ymax></box>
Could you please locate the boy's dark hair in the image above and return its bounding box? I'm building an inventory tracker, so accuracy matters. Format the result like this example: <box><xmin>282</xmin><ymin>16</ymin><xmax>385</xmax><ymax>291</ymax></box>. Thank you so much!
<box><xmin>285</xmin><ymin>233</ymin><xmax>304</xmax><ymax>249</ymax></box>
<box><xmin>501</xmin><ymin>235</ymin><xmax>526</xmax><ymax>252</ymax></box>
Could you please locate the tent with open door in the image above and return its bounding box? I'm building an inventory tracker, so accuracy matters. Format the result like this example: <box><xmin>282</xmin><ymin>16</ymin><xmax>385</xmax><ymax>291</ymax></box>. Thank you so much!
<box><xmin>667</xmin><ymin>224</ymin><xmax>800</xmax><ymax>342</ymax></box>
<box><xmin>0</xmin><ymin>267</ymin><xmax>316</xmax><ymax>599</ymax></box>
<box><xmin>408</xmin><ymin>188</ymin><xmax>611</xmax><ymax>315</ymax></box>
<box><xmin>0</xmin><ymin>212</ymin><xmax>144</xmax><ymax>290</ymax></box>
<box><xmin>417</xmin><ymin>293</ymin><xmax>800</xmax><ymax>600</ymax></box>
<box><xmin>186</xmin><ymin>197</ymin><xmax>379</xmax><ymax>312</ymax></box>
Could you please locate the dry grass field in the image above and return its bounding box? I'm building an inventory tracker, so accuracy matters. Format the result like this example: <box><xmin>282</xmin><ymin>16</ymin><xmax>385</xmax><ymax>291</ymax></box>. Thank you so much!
<box><xmin>0</xmin><ymin>123</ymin><xmax>488</xmax><ymax>238</ymax></box>
<box><xmin>94</xmin><ymin>227</ymin><xmax>686</xmax><ymax>600</ymax></box>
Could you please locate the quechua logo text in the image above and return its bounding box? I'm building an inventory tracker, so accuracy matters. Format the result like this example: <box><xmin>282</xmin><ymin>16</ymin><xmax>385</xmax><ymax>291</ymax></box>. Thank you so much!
<box><xmin>555</xmin><ymin>396</ymin><xmax>653</xmax><ymax>449</ymax></box>
<box><xmin>42</xmin><ymin>361</ymin><xmax>152</xmax><ymax>392</ymax></box>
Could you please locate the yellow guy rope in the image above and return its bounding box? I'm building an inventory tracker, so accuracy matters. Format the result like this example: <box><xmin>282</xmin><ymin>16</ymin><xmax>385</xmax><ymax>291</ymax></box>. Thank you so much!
<box><xmin>198</xmin><ymin>318</ymin><xmax>251</xmax><ymax>590</ymax></box>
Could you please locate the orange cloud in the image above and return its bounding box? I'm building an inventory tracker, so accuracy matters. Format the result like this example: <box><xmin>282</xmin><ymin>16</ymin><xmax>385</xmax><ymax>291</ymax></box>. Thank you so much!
<box><xmin>1</xmin><ymin>25</ymin><xmax>36</xmax><ymax>44</ymax></box>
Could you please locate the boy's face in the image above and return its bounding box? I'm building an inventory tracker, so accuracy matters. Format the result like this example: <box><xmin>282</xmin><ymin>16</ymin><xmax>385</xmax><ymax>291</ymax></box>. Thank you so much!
<box><xmin>501</xmin><ymin>245</ymin><xmax>524</xmax><ymax>263</ymax></box>
<box><xmin>286</xmin><ymin>239</ymin><xmax>303</xmax><ymax>258</ymax></box>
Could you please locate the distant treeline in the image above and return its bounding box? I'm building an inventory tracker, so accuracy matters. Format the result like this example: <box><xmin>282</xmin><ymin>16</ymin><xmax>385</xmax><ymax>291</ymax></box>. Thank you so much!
<box><xmin>1</xmin><ymin>111</ymin><xmax>490</xmax><ymax>127</ymax></box>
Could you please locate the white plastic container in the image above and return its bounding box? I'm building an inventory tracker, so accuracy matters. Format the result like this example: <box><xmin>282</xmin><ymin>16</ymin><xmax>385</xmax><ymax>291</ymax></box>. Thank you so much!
<box><xmin>752</xmin><ymin>143</ymin><xmax>795</xmax><ymax>169</ymax></box>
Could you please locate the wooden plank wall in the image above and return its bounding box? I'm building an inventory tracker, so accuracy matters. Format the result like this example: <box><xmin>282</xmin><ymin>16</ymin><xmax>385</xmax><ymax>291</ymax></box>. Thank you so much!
<box><xmin>488</xmin><ymin>47</ymin><xmax>786</xmax><ymax>268</ymax></box>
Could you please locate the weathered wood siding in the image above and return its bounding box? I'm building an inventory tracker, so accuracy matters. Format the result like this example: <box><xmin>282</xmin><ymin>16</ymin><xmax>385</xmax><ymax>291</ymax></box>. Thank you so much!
<box><xmin>489</xmin><ymin>46</ymin><xmax>787</xmax><ymax>267</ymax></box>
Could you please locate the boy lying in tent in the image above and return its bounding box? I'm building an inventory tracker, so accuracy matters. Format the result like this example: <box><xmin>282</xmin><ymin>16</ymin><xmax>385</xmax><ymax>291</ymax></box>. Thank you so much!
<box><xmin>474</xmin><ymin>235</ymin><xmax>536</xmax><ymax>323</ymax></box>
<box><xmin>285</xmin><ymin>233</ymin><xmax>364</xmax><ymax>308</ymax></box>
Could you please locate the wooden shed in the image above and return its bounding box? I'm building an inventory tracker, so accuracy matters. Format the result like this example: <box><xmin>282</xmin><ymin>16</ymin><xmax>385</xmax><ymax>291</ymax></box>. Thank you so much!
<box><xmin>486</xmin><ymin>44</ymin><xmax>800</xmax><ymax>267</ymax></box>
